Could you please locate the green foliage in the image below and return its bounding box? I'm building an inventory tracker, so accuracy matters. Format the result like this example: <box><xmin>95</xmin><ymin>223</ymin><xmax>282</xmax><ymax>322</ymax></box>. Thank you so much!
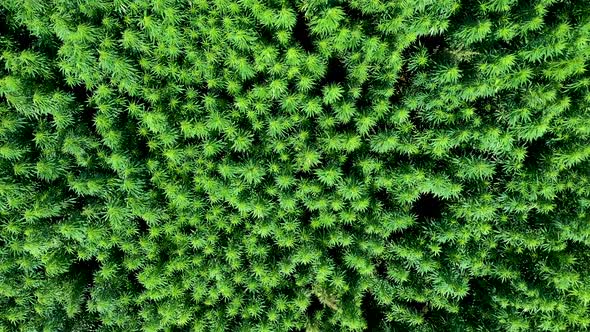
<box><xmin>0</xmin><ymin>0</ymin><xmax>589</xmax><ymax>331</ymax></box>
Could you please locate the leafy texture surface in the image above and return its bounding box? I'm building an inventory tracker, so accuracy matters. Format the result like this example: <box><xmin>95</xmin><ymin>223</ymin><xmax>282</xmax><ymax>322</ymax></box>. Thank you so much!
<box><xmin>0</xmin><ymin>0</ymin><xmax>590</xmax><ymax>331</ymax></box>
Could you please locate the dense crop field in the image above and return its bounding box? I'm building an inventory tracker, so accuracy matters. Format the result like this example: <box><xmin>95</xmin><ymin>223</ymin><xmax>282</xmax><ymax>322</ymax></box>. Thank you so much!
<box><xmin>1</xmin><ymin>0</ymin><xmax>589</xmax><ymax>331</ymax></box>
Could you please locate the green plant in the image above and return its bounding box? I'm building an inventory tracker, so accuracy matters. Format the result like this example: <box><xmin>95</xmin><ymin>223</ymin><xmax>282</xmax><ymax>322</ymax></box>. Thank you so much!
<box><xmin>0</xmin><ymin>0</ymin><xmax>589</xmax><ymax>331</ymax></box>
